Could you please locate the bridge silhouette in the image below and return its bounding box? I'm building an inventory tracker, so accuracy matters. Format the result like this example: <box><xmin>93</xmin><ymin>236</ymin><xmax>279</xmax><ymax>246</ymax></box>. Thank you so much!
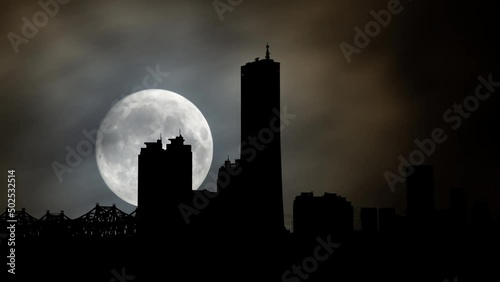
<box><xmin>0</xmin><ymin>204</ymin><xmax>136</xmax><ymax>239</ymax></box>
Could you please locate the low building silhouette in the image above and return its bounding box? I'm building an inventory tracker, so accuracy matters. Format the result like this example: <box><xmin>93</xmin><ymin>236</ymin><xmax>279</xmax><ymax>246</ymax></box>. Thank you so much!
<box><xmin>293</xmin><ymin>192</ymin><xmax>353</xmax><ymax>238</ymax></box>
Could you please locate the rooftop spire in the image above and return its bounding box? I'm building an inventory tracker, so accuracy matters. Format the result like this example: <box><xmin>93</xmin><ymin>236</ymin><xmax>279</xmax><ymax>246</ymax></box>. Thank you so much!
<box><xmin>265</xmin><ymin>43</ymin><xmax>270</xmax><ymax>60</ymax></box>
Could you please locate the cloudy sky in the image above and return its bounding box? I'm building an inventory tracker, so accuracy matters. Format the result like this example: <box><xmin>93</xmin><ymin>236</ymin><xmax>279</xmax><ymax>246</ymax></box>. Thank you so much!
<box><xmin>1</xmin><ymin>0</ymin><xmax>499</xmax><ymax>227</ymax></box>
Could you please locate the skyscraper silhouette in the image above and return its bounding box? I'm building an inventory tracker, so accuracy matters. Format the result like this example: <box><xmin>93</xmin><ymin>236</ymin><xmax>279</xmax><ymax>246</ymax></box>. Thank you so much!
<box><xmin>240</xmin><ymin>44</ymin><xmax>285</xmax><ymax>233</ymax></box>
<box><xmin>137</xmin><ymin>134</ymin><xmax>193</xmax><ymax>281</ymax></box>
<box><xmin>165</xmin><ymin>133</ymin><xmax>193</xmax><ymax>199</ymax></box>
<box><xmin>138</xmin><ymin>134</ymin><xmax>192</xmax><ymax>222</ymax></box>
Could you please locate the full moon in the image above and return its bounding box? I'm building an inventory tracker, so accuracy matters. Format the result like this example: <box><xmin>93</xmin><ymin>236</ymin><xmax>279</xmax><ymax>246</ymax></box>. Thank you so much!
<box><xmin>95</xmin><ymin>89</ymin><xmax>213</xmax><ymax>206</ymax></box>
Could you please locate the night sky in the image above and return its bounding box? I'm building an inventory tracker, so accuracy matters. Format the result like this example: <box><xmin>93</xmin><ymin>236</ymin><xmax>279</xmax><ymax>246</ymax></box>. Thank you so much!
<box><xmin>1</xmin><ymin>0</ymin><xmax>499</xmax><ymax>228</ymax></box>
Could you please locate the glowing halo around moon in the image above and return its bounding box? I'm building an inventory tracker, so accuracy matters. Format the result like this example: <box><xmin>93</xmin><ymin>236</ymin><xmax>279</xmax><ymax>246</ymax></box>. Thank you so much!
<box><xmin>95</xmin><ymin>89</ymin><xmax>213</xmax><ymax>206</ymax></box>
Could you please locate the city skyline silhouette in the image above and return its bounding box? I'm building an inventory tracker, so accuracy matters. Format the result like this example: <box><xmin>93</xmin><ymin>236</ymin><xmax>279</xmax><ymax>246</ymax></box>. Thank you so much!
<box><xmin>3</xmin><ymin>0</ymin><xmax>500</xmax><ymax>281</ymax></box>
<box><xmin>2</xmin><ymin>46</ymin><xmax>500</xmax><ymax>282</ymax></box>
<box><xmin>3</xmin><ymin>1</ymin><xmax>500</xmax><ymax>233</ymax></box>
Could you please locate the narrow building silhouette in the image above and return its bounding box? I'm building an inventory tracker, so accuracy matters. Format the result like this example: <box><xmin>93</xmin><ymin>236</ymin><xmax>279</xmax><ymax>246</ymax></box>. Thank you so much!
<box><xmin>138</xmin><ymin>133</ymin><xmax>192</xmax><ymax>225</ymax></box>
<box><xmin>137</xmin><ymin>133</ymin><xmax>192</xmax><ymax>281</ymax></box>
<box><xmin>239</xmin><ymin>45</ymin><xmax>285</xmax><ymax>234</ymax></box>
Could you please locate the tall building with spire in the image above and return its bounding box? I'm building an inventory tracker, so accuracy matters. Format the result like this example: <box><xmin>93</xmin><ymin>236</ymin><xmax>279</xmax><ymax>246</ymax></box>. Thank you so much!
<box><xmin>240</xmin><ymin>44</ymin><xmax>285</xmax><ymax>233</ymax></box>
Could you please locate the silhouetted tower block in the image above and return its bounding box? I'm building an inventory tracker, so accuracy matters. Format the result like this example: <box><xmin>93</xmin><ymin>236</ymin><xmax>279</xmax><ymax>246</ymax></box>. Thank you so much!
<box><xmin>138</xmin><ymin>134</ymin><xmax>192</xmax><ymax>231</ymax></box>
<box><xmin>166</xmin><ymin>134</ymin><xmax>193</xmax><ymax>199</ymax></box>
<box><xmin>450</xmin><ymin>187</ymin><xmax>467</xmax><ymax>225</ymax></box>
<box><xmin>293</xmin><ymin>192</ymin><xmax>353</xmax><ymax>238</ymax></box>
<box><xmin>378</xmin><ymin>208</ymin><xmax>397</xmax><ymax>232</ymax></box>
<box><xmin>240</xmin><ymin>44</ymin><xmax>284</xmax><ymax>233</ymax></box>
<box><xmin>137</xmin><ymin>134</ymin><xmax>192</xmax><ymax>281</ymax></box>
<box><xmin>360</xmin><ymin>208</ymin><xmax>378</xmax><ymax>232</ymax></box>
<box><xmin>138</xmin><ymin>138</ymin><xmax>164</xmax><ymax>222</ymax></box>
<box><xmin>406</xmin><ymin>165</ymin><xmax>435</xmax><ymax>221</ymax></box>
